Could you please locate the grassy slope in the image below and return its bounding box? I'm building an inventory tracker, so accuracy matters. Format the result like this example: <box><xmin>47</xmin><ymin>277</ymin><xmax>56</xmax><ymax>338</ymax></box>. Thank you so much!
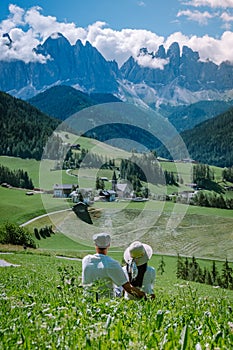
<box><xmin>18</xmin><ymin>199</ymin><xmax>233</xmax><ymax>261</ymax></box>
<box><xmin>1</xmin><ymin>136</ymin><xmax>233</xmax><ymax>260</ymax></box>
<box><xmin>0</xmin><ymin>187</ymin><xmax>71</xmax><ymax>225</ymax></box>
<box><xmin>1</xmin><ymin>252</ymin><xmax>233</xmax><ymax>349</ymax></box>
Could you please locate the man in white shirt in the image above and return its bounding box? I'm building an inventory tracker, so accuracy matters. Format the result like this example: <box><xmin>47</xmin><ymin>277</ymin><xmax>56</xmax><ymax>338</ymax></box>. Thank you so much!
<box><xmin>82</xmin><ymin>233</ymin><xmax>146</xmax><ymax>300</ymax></box>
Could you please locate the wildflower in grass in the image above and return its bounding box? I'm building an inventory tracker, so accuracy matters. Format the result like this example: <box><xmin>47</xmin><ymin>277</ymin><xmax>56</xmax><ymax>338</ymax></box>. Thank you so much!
<box><xmin>105</xmin><ymin>314</ymin><xmax>112</xmax><ymax>328</ymax></box>
<box><xmin>195</xmin><ymin>343</ymin><xmax>202</xmax><ymax>350</ymax></box>
<box><xmin>204</xmin><ymin>311</ymin><xmax>211</xmax><ymax>317</ymax></box>
<box><xmin>44</xmin><ymin>313</ymin><xmax>55</xmax><ymax>318</ymax></box>
<box><xmin>42</xmin><ymin>307</ymin><xmax>50</xmax><ymax>313</ymax></box>
<box><xmin>228</xmin><ymin>321</ymin><xmax>233</xmax><ymax>332</ymax></box>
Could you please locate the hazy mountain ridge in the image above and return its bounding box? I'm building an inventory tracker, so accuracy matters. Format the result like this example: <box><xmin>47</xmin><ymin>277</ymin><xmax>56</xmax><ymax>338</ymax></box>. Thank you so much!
<box><xmin>160</xmin><ymin>100</ymin><xmax>233</xmax><ymax>132</ymax></box>
<box><xmin>28</xmin><ymin>85</ymin><xmax>122</xmax><ymax>120</ymax></box>
<box><xmin>1</xmin><ymin>88</ymin><xmax>233</xmax><ymax>167</ymax></box>
<box><xmin>28</xmin><ymin>85</ymin><xmax>233</xmax><ymax>134</ymax></box>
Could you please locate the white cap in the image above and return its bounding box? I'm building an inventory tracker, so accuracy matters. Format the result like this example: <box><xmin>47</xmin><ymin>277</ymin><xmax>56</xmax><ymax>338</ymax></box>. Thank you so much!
<box><xmin>124</xmin><ymin>241</ymin><xmax>153</xmax><ymax>266</ymax></box>
<box><xmin>93</xmin><ymin>232</ymin><xmax>111</xmax><ymax>248</ymax></box>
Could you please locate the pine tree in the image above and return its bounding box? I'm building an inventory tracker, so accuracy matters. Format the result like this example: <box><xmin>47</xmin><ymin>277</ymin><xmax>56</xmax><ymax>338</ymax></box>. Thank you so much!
<box><xmin>211</xmin><ymin>261</ymin><xmax>218</xmax><ymax>285</ymax></box>
<box><xmin>112</xmin><ymin>170</ymin><xmax>117</xmax><ymax>191</ymax></box>
<box><xmin>221</xmin><ymin>259</ymin><xmax>233</xmax><ymax>289</ymax></box>
<box><xmin>158</xmin><ymin>256</ymin><xmax>166</xmax><ymax>275</ymax></box>
<box><xmin>176</xmin><ymin>254</ymin><xmax>185</xmax><ymax>279</ymax></box>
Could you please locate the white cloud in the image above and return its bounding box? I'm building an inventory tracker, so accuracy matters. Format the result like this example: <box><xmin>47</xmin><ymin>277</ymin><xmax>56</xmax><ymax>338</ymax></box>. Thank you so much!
<box><xmin>0</xmin><ymin>5</ymin><xmax>87</xmax><ymax>62</ymax></box>
<box><xmin>24</xmin><ymin>6</ymin><xmax>86</xmax><ymax>43</ymax></box>
<box><xmin>137</xmin><ymin>1</ymin><xmax>146</xmax><ymax>7</ymax></box>
<box><xmin>177</xmin><ymin>9</ymin><xmax>215</xmax><ymax>25</ymax></box>
<box><xmin>220</xmin><ymin>12</ymin><xmax>233</xmax><ymax>29</ymax></box>
<box><xmin>86</xmin><ymin>24</ymin><xmax>165</xmax><ymax>66</ymax></box>
<box><xmin>136</xmin><ymin>55</ymin><xmax>169</xmax><ymax>69</ymax></box>
<box><xmin>0</xmin><ymin>4</ymin><xmax>24</xmax><ymax>32</ymax></box>
<box><xmin>183</xmin><ymin>0</ymin><xmax>233</xmax><ymax>8</ymax></box>
<box><xmin>1</xmin><ymin>4</ymin><xmax>233</xmax><ymax>67</ymax></box>
<box><xmin>220</xmin><ymin>12</ymin><xmax>233</xmax><ymax>22</ymax></box>
<box><xmin>165</xmin><ymin>31</ymin><xmax>233</xmax><ymax>65</ymax></box>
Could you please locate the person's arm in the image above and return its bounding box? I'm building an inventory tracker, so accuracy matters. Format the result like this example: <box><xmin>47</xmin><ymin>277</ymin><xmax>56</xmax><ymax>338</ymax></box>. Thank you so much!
<box><xmin>141</xmin><ymin>267</ymin><xmax>156</xmax><ymax>299</ymax></box>
<box><xmin>122</xmin><ymin>282</ymin><xmax>146</xmax><ymax>299</ymax></box>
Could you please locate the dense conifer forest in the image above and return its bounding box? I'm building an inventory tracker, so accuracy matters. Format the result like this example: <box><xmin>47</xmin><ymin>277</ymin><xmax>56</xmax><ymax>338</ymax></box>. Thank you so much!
<box><xmin>0</xmin><ymin>164</ymin><xmax>34</xmax><ymax>189</ymax></box>
<box><xmin>28</xmin><ymin>85</ymin><xmax>121</xmax><ymax>121</ymax></box>
<box><xmin>0</xmin><ymin>92</ymin><xmax>59</xmax><ymax>160</ymax></box>
<box><xmin>180</xmin><ymin>108</ymin><xmax>233</xmax><ymax>167</ymax></box>
<box><xmin>177</xmin><ymin>255</ymin><xmax>233</xmax><ymax>290</ymax></box>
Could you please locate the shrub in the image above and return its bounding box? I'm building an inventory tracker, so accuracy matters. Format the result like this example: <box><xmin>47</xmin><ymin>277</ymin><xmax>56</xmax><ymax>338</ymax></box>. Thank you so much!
<box><xmin>0</xmin><ymin>222</ymin><xmax>36</xmax><ymax>248</ymax></box>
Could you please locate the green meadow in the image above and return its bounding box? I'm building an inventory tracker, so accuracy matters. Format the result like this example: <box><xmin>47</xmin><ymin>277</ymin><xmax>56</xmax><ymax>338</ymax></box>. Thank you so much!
<box><xmin>1</xmin><ymin>251</ymin><xmax>233</xmax><ymax>349</ymax></box>
<box><xmin>0</xmin><ymin>186</ymin><xmax>71</xmax><ymax>225</ymax></box>
<box><xmin>1</xmin><ymin>140</ymin><xmax>233</xmax><ymax>348</ymax></box>
<box><xmin>1</xmin><ymin>149</ymin><xmax>233</xmax><ymax>260</ymax></box>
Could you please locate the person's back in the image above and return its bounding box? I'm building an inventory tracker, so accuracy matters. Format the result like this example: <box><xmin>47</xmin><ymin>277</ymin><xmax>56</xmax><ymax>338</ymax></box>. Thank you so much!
<box><xmin>123</xmin><ymin>241</ymin><xmax>156</xmax><ymax>300</ymax></box>
<box><xmin>82</xmin><ymin>253</ymin><xmax>128</xmax><ymax>298</ymax></box>
<box><xmin>82</xmin><ymin>233</ymin><xmax>147</xmax><ymax>300</ymax></box>
<box><xmin>122</xmin><ymin>264</ymin><xmax>155</xmax><ymax>300</ymax></box>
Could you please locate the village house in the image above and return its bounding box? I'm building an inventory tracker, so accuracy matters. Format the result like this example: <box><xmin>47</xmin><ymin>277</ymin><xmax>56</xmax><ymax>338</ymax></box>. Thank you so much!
<box><xmin>116</xmin><ymin>183</ymin><xmax>132</xmax><ymax>199</ymax></box>
<box><xmin>178</xmin><ymin>190</ymin><xmax>197</xmax><ymax>202</ymax></box>
<box><xmin>99</xmin><ymin>190</ymin><xmax>116</xmax><ymax>202</ymax></box>
<box><xmin>70</xmin><ymin>188</ymin><xmax>93</xmax><ymax>204</ymax></box>
<box><xmin>53</xmin><ymin>184</ymin><xmax>77</xmax><ymax>198</ymax></box>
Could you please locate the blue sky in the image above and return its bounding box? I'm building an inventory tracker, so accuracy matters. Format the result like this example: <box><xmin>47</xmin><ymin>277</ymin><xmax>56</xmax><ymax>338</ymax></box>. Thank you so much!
<box><xmin>1</xmin><ymin>1</ymin><xmax>233</xmax><ymax>67</ymax></box>
<box><xmin>1</xmin><ymin>0</ymin><xmax>232</xmax><ymax>37</ymax></box>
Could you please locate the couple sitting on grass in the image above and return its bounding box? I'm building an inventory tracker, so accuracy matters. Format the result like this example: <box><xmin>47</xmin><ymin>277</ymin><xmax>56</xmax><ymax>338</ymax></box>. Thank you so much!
<box><xmin>82</xmin><ymin>232</ymin><xmax>155</xmax><ymax>300</ymax></box>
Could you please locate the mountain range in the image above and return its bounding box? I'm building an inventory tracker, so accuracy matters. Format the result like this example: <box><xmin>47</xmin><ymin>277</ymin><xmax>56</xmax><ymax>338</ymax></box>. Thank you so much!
<box><xmin>0</xmin><ymin>32</ymin><xmax>233</xmax><ymax>167</ymax></box>
<box><xmin>28</xmin><ymin>85</ymin><xmax>233</xmax><ymax>133</ymax></box>
<box><xmin>1</xmin><ymin>32</ymin><xmax>233</xmax><ymax>108</ymax></box>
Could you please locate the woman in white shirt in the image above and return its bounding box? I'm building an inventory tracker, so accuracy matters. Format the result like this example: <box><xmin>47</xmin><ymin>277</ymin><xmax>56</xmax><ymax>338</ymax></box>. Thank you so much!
<box><xmin>122</xmin><ymin>241</ymin><xmax>156</xmax><ymax>300</ymax></box>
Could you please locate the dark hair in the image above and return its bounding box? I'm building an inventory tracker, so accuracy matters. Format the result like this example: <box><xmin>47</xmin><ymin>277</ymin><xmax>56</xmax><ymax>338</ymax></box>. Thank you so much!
<box><xmin>97</xmin><ymin>247</ymin><xmax>107</xmax><ymax>253</ymax></box>
<box><xmin>127</xmin><ymin>263</ymin><xmax>147</xmax><ymax>287</ymax></box>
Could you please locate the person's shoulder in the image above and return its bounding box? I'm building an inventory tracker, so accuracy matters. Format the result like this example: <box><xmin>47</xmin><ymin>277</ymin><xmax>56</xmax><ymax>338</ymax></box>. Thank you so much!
<box><xmin>147</xmin><ymin>265</ymin><xmax>156</xmax><ymax>275</ymax></box>
<box><xmin>147</xmin><ymin>265</ymin><xmax>155</xmax><ymax>271</ymax></box>
<box><xmin>105</xmin><ymin>255</ymin><xmax>122</xmax><ymax>267</ymax></box>
<box><xmin>82</xmin><ymin>254</ymin><xmax>94</xmax><ymax>263</ymax></box>
<box><xmin>105</xmin><ymin>255</ymin><xmax>118</xmax><ymax>263</ymax></box>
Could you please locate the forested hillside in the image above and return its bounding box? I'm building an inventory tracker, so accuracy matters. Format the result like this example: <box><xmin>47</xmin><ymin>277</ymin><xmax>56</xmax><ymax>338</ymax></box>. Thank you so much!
<box><xmin>161</xmin><ymin>100</ymin><xmax>233</xmax><ymax>132</ymax></box>
<box><xmin>158</xmin><ymin>106</ymin><xmax>233</xmax><ymax>167</ymax></box>
<box><xmin>28</xmin><ymin>85</ymin><xmax>121</xmax><ymax>120</ymax></box>
<box><xmin>0</xmin><ymin>91</ymin><xmax>59</xmax><ymax>160</ymax></box>
<box><xmin>181</xmin><ymin>107</ymin><xmax>233</xmax><ymax>167</ymax></box>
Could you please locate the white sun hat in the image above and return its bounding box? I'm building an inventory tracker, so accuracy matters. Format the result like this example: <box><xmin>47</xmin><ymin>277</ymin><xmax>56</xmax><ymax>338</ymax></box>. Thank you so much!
<box><xmin>124</xmin><ymin>241</ymin><xmax>153</xmax><ymax>266</ymax></box>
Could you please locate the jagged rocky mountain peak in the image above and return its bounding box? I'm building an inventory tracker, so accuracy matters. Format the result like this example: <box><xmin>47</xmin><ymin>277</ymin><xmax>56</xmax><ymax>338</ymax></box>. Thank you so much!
<box><xmin>155</xmin><ymin>45</ymin><xmax>166</xmax><ymax>59</ymax></box>
<box><xmin>167</xmin><ymin>42</ymin><xmax>180</xmax><ymax>58</ymax></box>
<box><xmin>182</xmin><ymin>45</ymin><xmax>199</xmax><ymax>61</ymax></box>
<box><xmin>1</xmin><ymin>34</ymin><xmax>233</xmax><ymax>105</ymax></box>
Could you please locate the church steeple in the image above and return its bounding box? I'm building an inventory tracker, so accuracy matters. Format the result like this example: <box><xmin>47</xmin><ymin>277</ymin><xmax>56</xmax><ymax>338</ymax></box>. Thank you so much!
<box><xmin>112</xmin><ymin>170</ymin><xmax>117</xmax><ymax>191</ymax></box>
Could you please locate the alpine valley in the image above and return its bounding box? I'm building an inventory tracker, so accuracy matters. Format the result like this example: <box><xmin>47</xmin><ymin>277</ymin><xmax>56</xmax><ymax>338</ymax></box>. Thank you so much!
<box><xmin>1</xmin><ymin>32</ymin><xmax>233</xmax><ymax>167</ymax></box>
